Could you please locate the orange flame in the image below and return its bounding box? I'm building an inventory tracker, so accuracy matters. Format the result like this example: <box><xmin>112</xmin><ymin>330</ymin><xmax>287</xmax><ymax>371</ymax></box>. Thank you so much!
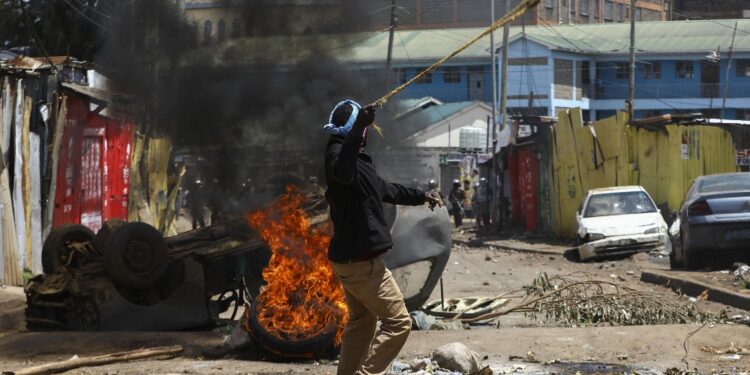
<box><xmin>246</xmin><ymin>186</ymin><xmax>348</xmax><ymax>346</ymax></box>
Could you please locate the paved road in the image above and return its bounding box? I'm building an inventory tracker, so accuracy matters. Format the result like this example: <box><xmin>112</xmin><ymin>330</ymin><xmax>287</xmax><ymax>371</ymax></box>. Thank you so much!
<box><xmin>1</xmin><ymin>232</ymin><xmax>749</xmax><ymax>374</ymax></box>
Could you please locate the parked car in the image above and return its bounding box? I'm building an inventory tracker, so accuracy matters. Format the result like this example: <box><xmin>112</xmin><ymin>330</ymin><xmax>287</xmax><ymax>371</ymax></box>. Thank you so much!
<box><xmin>576</xmin><ymin>186</ymin><xmax>669</xmax><ymax>261</ymax></box>
<box><xmin>669</xmin><ymin>172</ymin><xmax>750</xmax><ymax>270</ymax></box>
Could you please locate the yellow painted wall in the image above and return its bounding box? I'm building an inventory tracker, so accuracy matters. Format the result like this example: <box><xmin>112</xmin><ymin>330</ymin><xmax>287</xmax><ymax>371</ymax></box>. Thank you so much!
<box><xmin>551</xmin><ymin>109</ymin><xmax>738</xmax><ymax>238</ymax></box>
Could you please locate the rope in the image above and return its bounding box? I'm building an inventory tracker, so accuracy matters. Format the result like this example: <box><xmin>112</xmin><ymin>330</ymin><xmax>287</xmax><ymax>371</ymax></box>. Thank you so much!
<box><xmin>369</xmin><ymin>0</ymin><xmax>541</xmax><ymax>109</ymax></box>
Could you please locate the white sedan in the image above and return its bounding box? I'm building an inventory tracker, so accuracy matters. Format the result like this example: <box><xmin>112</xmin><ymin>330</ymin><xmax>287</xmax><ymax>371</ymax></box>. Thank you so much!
<box><xmin>576</xmin><ymin>186</ymin><xmax>669</xmax><ymax>261</ymax></box>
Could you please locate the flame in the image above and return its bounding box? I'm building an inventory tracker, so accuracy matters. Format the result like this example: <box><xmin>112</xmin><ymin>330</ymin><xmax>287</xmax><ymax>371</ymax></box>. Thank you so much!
<box><xmin>246</xmin><ymin>186</ymin><xmax>348</xmax><ymax>346</ymax></box>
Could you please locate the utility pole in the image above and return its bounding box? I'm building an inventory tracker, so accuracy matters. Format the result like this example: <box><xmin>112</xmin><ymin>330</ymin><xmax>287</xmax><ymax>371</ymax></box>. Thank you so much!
<box><xmin>720</xmin><ymin>22</ymin><xmax>738</xmax><ymax>122</ymax></box>
<box><xmin>627</xmin><ymin>0</ymin><xmax>636</xmax><ymax>119</ymax></box>
<box><xmin>499</xmin><ymin>0</ymin><xmax>509</xmax><ymax>133</ymax></box>
<box><xmin>385</xmin><ymin>0</ymin><xmax>397</xmax><ymax>87</ymax></box>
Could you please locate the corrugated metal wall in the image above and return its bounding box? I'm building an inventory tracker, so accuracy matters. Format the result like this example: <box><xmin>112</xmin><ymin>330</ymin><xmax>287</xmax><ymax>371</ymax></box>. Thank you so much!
<box><xmin>551</xmin><ymin>108</ymin><xmax>738</xmax><ymax>238</ymax></box>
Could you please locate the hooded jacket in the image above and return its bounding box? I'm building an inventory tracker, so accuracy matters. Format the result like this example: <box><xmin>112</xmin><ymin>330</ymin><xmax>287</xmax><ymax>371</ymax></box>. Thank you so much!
<box><xmin>324</xmin><ymin>131</ymin><xmax>425</xmax><ymax>263</ymax></box>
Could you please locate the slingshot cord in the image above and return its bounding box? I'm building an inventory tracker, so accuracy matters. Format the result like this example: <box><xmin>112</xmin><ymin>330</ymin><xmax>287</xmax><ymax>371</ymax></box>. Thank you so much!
<box><xmin>369</xmin><ymin>0</ymin><xmax>541</xmax><ymax>110</ymax></box>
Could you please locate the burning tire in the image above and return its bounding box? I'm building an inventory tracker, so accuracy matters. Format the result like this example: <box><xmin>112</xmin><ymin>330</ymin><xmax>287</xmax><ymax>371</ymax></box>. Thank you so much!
<box><xmin>103</xmin><ymin>222</ymin><xmax>169</xmax><ymax>289</ymax></box>
<box><xmin>244</xmin><ymin>297</ymin><xmax>339</xmax><ymax>358</ymax></box>
<box><xmin>42</xmin><ymin>224</ymin><xmax>95</xmax><ymax>274</ymax></box>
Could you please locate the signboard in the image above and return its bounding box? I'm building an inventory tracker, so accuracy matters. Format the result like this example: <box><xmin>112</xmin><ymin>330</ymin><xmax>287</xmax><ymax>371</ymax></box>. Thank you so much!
<box><xmin>737</xmin><ymin>149</ymin><xmax>750</xmax><ymax>166</ymax></box>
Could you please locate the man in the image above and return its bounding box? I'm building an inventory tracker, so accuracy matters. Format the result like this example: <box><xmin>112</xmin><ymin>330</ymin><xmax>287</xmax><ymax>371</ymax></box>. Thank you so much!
<box><xmin>323</xmin><ymin>99</ymin><xmax>442</xmax><ymax>375</ymax></box>
<box><xmin>477</xmin><ymin>177</ymin><xmax>492</xmax><ymax>229</ymax></box>
<box><xmin>448</xmin><ymin>179</ymin><xmax>464</xmax><ymax>228</ymax></box>
<box><xmin>188</xmin><ymin>178</ymin><xmax>206</xmax><ymax>229</ymax></box>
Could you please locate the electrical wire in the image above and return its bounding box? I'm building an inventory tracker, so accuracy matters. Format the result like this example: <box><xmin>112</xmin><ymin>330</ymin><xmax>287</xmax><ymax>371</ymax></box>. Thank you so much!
<box><xmin>61</xmin><ymin>0</ymin><xmax>109</xmax><ymax>31</ymax></box>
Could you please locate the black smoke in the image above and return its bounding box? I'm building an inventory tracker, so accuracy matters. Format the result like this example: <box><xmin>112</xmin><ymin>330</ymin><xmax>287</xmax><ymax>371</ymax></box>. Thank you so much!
<box><xmin>95</xmin><ymin>0</ymin><xmax>391</xmax><ymax>211</ymax></box>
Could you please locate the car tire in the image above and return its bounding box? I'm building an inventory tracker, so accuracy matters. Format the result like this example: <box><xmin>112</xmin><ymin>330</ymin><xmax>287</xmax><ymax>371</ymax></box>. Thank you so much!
<box><xmin>104</xmin><ymin>222</ymin><xmax>169</xmax><ymax>289</ymax></box>
<box><xmin>42</xmin><ymin>224</ymin><xmax>95</xmax><ymax>274</ymax></box>
<box><xmin>669</xmin><ymin>246</ymin><xmax>683</xmax><ymax>269</ymax></box>
<box><xmin>93</xmin><ymin>219</ymin><xmax>126</xmax><ymax>254</ymax></box>
<box><xmin>681</xmin><ymin>234</ymin><xmax>700</xmax><ymax>270</ymax></box>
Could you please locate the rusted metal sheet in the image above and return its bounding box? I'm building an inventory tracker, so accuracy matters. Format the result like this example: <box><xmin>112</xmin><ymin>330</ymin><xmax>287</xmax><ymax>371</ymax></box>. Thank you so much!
<box><xmin>12</xmin><ymin>80</ymin><xmax>26</xmax><ymax>270</ymax></box>
<box><xmin>80</xmin><ymin>126</ymin><xmax>104</xmax><ymax>232</ymax></box>
<box><xmin>508</xmin><ymin>151</ymin><xmax>521</xmax><ymax>223</ymax></box>
<box><xmin>518</xmin><ymin>147</ymin><xmax>539</xmax><ymax>232</ymax></box>
<box><xmin>552</xmin><ymin>109</ymin><xmax>739</xmax><ymax>238</ymax></box>
<box><xmin>52</xmin><ymin>96</ymin><xmax>134</xmax><ymax>232</ymax></box>
<box><xmin>52</xmin><ymin>96</ymin><xmax>87</xmax><ymax>227</ymax></box>
<box><xmin>103</xmin><ymin>118</ymin><xmax>134</xmax><ymax>222</ymax></box>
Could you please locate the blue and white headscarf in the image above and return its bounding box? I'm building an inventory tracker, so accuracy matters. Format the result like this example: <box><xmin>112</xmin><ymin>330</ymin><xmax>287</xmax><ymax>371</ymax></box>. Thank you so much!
<box><xmin>322</xmin><ymin>99</ymin><xmax>361</xmax><ymax>136</ymax></box>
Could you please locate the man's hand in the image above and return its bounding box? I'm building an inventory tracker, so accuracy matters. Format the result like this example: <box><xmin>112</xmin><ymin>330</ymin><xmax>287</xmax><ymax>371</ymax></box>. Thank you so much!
<box><xmin>425</xmin><ymin>191</ymin><xmax>443</xmax><ymax>211</ymax></box>
<box><xmin>353</xmin><ymin>104</ymin><xmax>376</xmax><ymax>129</ymax></box>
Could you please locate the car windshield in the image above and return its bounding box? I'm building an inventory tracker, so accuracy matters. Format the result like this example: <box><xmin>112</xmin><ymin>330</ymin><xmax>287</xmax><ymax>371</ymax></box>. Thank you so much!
<box><xmin>698</xmin><ymin>174</ymin><xmax>750</xmax><ymax>193</ymax></box>
<box><xmin>584</xmin><ymin>191</ymin><xmax>657</xmax><ymax>217</ymax></box>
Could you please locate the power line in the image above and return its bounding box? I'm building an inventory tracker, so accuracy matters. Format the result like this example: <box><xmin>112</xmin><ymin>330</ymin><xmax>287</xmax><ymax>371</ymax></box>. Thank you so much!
<box><xmin>61</xmin><ymin>0</ymin><xmax>109</xmax><ymax>32</ymax></box>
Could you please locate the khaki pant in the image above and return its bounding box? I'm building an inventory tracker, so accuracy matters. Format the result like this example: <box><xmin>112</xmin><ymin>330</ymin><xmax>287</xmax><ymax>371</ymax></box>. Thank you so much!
<box><xmin>332</xmin><ymin>257</ymin><xmax>411</xmax><ymax>375</ymax></box>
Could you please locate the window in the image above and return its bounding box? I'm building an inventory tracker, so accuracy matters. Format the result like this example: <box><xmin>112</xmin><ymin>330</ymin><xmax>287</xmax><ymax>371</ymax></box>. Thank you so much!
<box><xmin>642</xmin><ymin>62</ymin><xmax>661</xmax><ymax>79</ymax></box>
<box><xmin>392</xmin><ymin>69</ymin><xmax>408</xmax><ymax>84</ymax></box>
<box><xmin>545</xmin><ymin>0</ymin><xmax>553</xmax><ymax>8</ymax></box>
<box><xmin>231</xmin><ymin>18</ymin><xmax>241</xmax><ymax>38</ymax></box>
<box><xmin>444</xmin><ymin>67</ymin><xmax>461</xmax><ymax>83</ymax></box>
<box><xmin>675</xmin><ymin>61</ymin><xmax>694</xmax><ymax>79</ymax></box>
<box><xmin>737</xmin><ymin>109</ymin><xmax>750</xmax><ymax>120</ymax></box>
<box><xmin>604</xmin><ymin>0</ymin><xmax>613</xmax><ymax>20</ymax></box>
<box><xmin>217</xmin><ymin>19</ymin><xmax>226</xmax><ymax>42</ymax></box>
<box><xmin>636</xmin><ymin>7</ymin><xmax>642</xmax><ymax>21</ymax></box>
<box><xmin>594</xmin><ymin>0</ymin><xmax>600</xmax><ymax>18</ymax></box>
<box><xmin>580</xmin><ymin>0</ymin><xmax>589</xmax><ymax>16</ymax></box>
<box><xmin>616</xmin><ymin>3</ymin><xmax>624</xmax><ymax>21</ymax></box>
<box><xmin>415</xmin><ymin>71</ymin><xmax>432</xmax><ymax>84</ymax></box>
<box><xmin>203</xmin><ymin>20</ymin><xmax>212</xmax><ymax>45</ymax></box>
<box><xmin>615</xmin><ymin>62</ymin><xmax>629</xmax><ymax>79</ymax></box>
<box><xmin>737</xmin><ymin>60</ymin><xmax>750</xmax><ymax>77</ymax></box>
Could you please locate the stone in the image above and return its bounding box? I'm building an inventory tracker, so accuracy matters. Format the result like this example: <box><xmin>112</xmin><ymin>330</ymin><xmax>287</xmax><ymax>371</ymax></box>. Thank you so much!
<box><xmin>430</xmin><ymin>319</ymin><xmax>465</xmax><ymax>331</ymax></box>
<box><xmin>389</xmin><ymin>360</ymin><xmax>410</xmax><ymax>373</ymax></box>
<box><xmin>223</xmin><ymin>323</ymin><xmax>252</xmax><ymax>349</ymax></box>
<box><xmin>411</xmin><ymin>311</ymin><xmax>436</xmax><ymax>331</ymax></box>
<box><xmin>431</xmin><ymin>342</ymin><xmax>483</xmax><ymax>374</ymax></box>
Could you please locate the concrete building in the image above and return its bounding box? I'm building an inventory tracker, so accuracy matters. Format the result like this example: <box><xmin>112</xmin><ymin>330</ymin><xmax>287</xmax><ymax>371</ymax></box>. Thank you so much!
<box><xmin>340</xmin><ymin>19</ymin><xmax>749</xmax><ymax>120</ymax></box>
<box><xmin>671</xmin><ymin>0</ymin><xmax>750</xmax><ymax>20</ymax></box>
<box><xmin>496</xmin><ymin>19</ymin><xmax>750</xmax><ymax>120</ymax></box>
<box><xmin>179</xmin><ymin>0</ymin><xmax>667</xmax><ymax>44</ymax></box>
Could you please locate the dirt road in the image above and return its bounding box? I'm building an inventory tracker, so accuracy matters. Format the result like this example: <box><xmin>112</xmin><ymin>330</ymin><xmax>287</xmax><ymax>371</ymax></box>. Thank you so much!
<box><xmin>1</xmin><ymin>230</ymin><xmax>749</xmax><ymax>374</ymax></box>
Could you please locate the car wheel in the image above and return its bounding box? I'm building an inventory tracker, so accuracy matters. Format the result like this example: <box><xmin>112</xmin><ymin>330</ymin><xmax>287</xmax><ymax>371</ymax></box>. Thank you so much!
<box><xmin>93</xmin><ymin>219</ymin><xmax>126</xmax><ymax>254</ymax></box>
<box><xmin>104</xmin><ymin>222</ymin><xmax>169</xmax><ymax>288</ymax></box>
<box><xmin>681</xmin><ymin>234</ymin><xmax>701</xmax><ymax>270</ymax></box>
<box><xmin>669</xmin><ymin>246</ymin><xmax>683</xmax><ymax>269</ymax></box>
<box><xmin>42</xmin><ymin>224</ymin><xmax>95</xmax><ymax>274</ymax></box>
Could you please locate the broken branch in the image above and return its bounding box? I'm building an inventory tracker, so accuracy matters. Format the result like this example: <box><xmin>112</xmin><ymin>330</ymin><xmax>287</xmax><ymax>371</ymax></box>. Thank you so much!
<box><xmin>6</xmin><ymin>345</ymin><xmax>184</xmax><ymax>375</ymax></box>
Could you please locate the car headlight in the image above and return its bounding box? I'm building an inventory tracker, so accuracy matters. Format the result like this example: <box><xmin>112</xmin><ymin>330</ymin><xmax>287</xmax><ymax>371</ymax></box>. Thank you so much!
<box><xmin>588</xmin><ymin>233</ymin><xmax>605</xmax><ymax>241</ymax></box>
<box><xmin>644</xmin><ymin>226</ymin><xmax>664</xmax><ymax>235</ymax></box>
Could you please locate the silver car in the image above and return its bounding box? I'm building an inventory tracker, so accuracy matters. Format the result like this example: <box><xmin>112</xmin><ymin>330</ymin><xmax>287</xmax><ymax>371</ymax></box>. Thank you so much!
<box><xmin>670</xmin><ymin>172</ymin><xmax>750</xmax><ymax>270</ymax></box>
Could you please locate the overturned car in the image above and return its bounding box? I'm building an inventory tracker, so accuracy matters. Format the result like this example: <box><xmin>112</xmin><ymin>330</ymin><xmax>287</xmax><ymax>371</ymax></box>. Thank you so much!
<box><xmin>576</xmin><ymin>186</ymin><xmax>669</xmax><ymax>261</ymax></box>
<box><xmin>25</xmin><ymin>198</ymin><xmax>451</xmax><ymax>331</ymax></box>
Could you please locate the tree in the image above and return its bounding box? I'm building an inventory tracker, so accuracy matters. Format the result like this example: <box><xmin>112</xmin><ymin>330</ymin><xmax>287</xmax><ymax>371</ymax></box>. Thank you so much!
<box><xmin>0</xmin><ymin>0</ymin><xmax>104</xmax><ymax>60</ymax></box>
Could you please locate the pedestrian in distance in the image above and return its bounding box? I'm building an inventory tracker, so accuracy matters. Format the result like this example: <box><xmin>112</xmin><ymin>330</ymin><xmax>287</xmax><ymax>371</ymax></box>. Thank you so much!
<box><xmin>188</xmin><ymin>178</ymin><xmax>206</xmax><ymax>230</ymax></box>
<box><xmin>448</xmin><ymin>179</ymin><xmax>465</xmax><ymax>228</ymax></box>
<box><xmin>323</xmin><ymin>99</ymin><xmax>442</xmax><ymax>375</ymax></box>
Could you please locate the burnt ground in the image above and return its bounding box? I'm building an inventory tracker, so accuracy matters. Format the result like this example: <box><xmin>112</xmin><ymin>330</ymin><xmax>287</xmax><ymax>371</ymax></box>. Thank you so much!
<box><xmin>1</xmin><ymin>224</ymin><xmax>749</xmax><ymax>374</ymax></box>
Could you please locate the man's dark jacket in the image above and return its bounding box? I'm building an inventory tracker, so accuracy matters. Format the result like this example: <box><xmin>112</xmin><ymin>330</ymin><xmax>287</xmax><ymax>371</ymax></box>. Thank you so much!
<box><xmin>324</xmin><ymin>131</ymin><xmax>425</xmax><ymax>263</ymax></box>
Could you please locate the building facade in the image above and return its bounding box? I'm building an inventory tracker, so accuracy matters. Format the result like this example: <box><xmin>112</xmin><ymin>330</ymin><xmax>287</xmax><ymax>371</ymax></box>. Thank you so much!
<box><xmin>180</xmin><ymin>0</ymin><xmax>667</xmax><ymax>44</ymax></box>
<box><xmin>496</xmin><ymin>19</ymin><xmax>750</xmax><ymax>120</ymax></box>
<box><xmin>671</xmin><ymin>0</ymin><xmax>750</xmax><ymax>20</ymax></box>
<box><xmin>344</xmin><ymin>19</ymin><xmax>749</xmax><ymax>120</ymax></box>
